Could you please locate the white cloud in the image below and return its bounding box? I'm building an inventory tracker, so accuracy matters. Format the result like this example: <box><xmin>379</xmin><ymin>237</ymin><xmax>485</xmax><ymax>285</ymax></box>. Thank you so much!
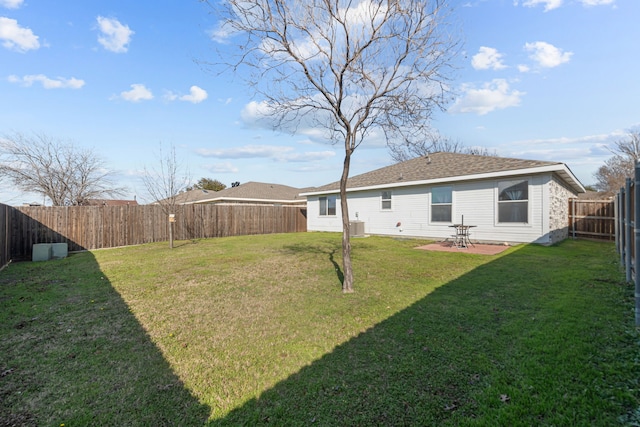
<box><xmin>280</xmin><ymin>151</ymin><xmax>335</xmax><ymax>162</ymax></box>
<box><xmin>241</xmin><ymin>100</ymin><xmax>271</xmax><ymax>120</ymax></box>
<box><xmin>96</xmin><ymin>16</ymin><xmax>133</xmax><ymax>53</ymax></box>
<box><xmin>196</xmin><ymin>144</ymin><xmax>294</xmax><ymax>159</ymax></box>
<box><xmin>521</xmin><ymin>0</ymin><xmax>563</xmax><ymax>11</ymax></box>
<box><xmin>0</xmin><ymin>0</ymin><xmax>23</xmax><ymax>9</ymax></box>
<box><xmin>450</xmin><ymin>79</ymin><xmax>525</xmax><ymax>115</ymax></box>
<box><xmin>204</xmin><ymin>162</ymin><xmax>239</xmax><ymax>173</ymax></box>
<box><xmin>8</xmin><ymin>74</ymin><xmax>85</xmax><ymax>89</ymax></box>
<box><xmin>165</xmin><ymin>86</ymin><xmax>208</xmax><ymax>103</ymax></box>
<box><xmin>113</xmin><ymin>84</ymin><xmax>153</xmax><ymax>102</ymax></box>
<box><xmin>195</xmin><ymin>144</ymin><xmax>334</xmax><ymax>163</ymax></box>
<box><xmin>208</xmin><ymin>23</ymin><xmax>238</xmax><ymax>44</ymax></box>
<box><xmin>0</xmin><ymin>17</ymin><xmax>39</xmax><ymax>52</ymax></box>
<box><xmin>579</xmin><ymin>0</ymin><xmax>614</xmax><ymax>6</ymax></box>
<box><xmin>517</xmin><ymin>64</ymin><xmax>530</xmax><ymax>73</ymax></box>
<box><xmin>524</xmin><ymin>41</ymin><xmax>572</xmax><ymax>68</ymax></box>
<box><xmin>518</xmin><ymin>0</ymin><xmax>612</xmax><ymax>11</ymax></box>
<box><xmin>341</xmin><ymin>0</ymin><xmax>388</xmax><ymax>26</ymax></box>
<box><xmin>471</xmin><ymin>46</ymin><xmax>507</xmax><ymax>70</ymax></box>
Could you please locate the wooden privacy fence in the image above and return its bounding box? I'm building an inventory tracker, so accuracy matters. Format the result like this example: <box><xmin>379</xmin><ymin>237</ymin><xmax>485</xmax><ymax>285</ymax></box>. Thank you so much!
<box><xmin>616</xmin><ymin>163</ymin><xmax>640</xmax><ymax>326</ymax></box>
<box><xmin>0</xmin><ymin>203</ymin><xmax>10</xmax><ymax>270</ymax></box>
<box><xmin>569</xmin><ymin>199</ymin><xmax>615</xmax><ymax>240</ymax></box>
<box><xmin>1</xmin><ymin>203</ymin><xmax>307</xmax><ymax>262</ymax></box>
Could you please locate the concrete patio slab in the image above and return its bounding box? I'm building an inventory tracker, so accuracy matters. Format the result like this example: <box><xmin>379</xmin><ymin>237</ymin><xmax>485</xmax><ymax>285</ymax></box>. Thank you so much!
<box><xmin>415</xmin><ymin>241</ymin><xmax>513</xmax><ymax>255</ymax></box>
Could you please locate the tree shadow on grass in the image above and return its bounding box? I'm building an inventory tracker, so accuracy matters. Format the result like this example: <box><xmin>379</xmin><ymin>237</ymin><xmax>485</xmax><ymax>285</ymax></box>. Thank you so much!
<box><xmin>0</xmin><ymin>252</ymin><xmax>210</xmax><ymax>426</ymax></box>
<box><xmin>282</xmin><ymin>241</ymin><xmax>349</xmax><ymax>287</ymax></box>
<box><xmin>209</xmin><ymin>242</ymin><xmax>637</xmax><ymax>426</ymax></box>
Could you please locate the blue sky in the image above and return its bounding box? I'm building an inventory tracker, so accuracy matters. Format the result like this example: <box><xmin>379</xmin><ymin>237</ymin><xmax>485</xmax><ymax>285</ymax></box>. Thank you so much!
<box><xmin>0</xmin><ymin>0</ymin><xmax>637</xmax><ymax>204</ymax></box>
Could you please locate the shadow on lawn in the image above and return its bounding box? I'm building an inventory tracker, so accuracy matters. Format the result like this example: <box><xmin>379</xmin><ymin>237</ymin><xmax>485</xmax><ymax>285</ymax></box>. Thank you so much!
<box><xmin>209</xmin><ymin>241</ymin><xmax>636</xmax><ymax>426</ymax></box>
<box><xmin>0</xmin><ymin>252</ymin><xmax>210</xmax><ymax>426</ymax></box>
<box><xmin>283</xmin><ymin>241</ymin><xmax>348</xmax><ymax>287</ymax></box>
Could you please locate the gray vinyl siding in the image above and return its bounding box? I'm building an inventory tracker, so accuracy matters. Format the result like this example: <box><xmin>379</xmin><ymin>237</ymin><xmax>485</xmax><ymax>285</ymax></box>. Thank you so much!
<box><xmin>305</xmin><ymin>173</ymin><xmax>574</xmax><ymax>244</ymax></box>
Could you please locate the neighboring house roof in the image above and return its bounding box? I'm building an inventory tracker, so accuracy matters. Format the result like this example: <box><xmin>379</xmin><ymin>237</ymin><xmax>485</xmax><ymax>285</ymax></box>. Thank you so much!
<box><xmin>82</xmin><ymin>199</ymin><xmax>139</xmax><ymax>206</ymax></box>
<box><xmin>301</xmin><ymin>152</ymin><xmax>585</xmax><ymax>195</ymax></box>
<box><xmin>173</xmin><ymin>181</ymin><xmax>310</xmax><ymax>205</ymax></box>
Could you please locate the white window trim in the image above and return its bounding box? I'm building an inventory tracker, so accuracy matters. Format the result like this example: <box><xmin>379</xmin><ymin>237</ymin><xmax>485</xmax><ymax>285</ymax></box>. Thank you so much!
<box><xmin>318</xmin><ymin>195</ymin><xmax>338</xmax><ymax>217</ymax></box>
<box><xmin>381</xmin><ymin>190</ymin><xmax>392</xmax><ymax>211</ymax></box>
<box><xmin>494</xmin><ymin>178</ymin><xmax>532</xmax><ymax>226</ymax></box>
<box><xmin>429</xmin><ymin>185</ymin><xmax>454</xmax><ymax>225</ymax></box>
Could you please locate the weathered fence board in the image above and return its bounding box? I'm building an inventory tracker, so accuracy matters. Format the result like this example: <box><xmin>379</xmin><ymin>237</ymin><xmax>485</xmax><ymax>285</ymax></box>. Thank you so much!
<box><xmin>5</xmin><ymin>204</ymin><xmax>307</xmax><ymax>261</ymax></box>
<box><xmin>0</xmin><ymin>203</ymin><xmax>10</xmax><ymax>269</ymax></box>
<box><xmin>615</xmin><ymin>165</ymin><xmax>640</xmax><ymax>326</ymax></box>
<box><xmin>569</xmin><ymin>199</ymin><xmax>615</xmax><ymax>240</ymax></box>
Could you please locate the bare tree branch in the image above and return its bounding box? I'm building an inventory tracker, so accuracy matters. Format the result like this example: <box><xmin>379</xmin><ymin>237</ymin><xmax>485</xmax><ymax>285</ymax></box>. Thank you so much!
<box><xmin>203</xmin><ymin>0</ymin><xmax>461</xmax><ymax>292</ymax></box>
<box><xmin>0</xmin><ymin>132</ymin><xmax>124</xmax><ymax>206</ymax></box>
<box><xmin>141</xmin><ymin>143</ymin><xmax>190</xmax><ymax>215</ymax></box>
<box><xmin>141</xmin><ymin>143</ymin><xmax>190</xmax><ymax>249</ymax></box>
<box><xmin>594</xmin><ymin>130</ymin><xmax>640</xmax><ymax>195</ymax></box>
<box><xmin>388</xmin><ymin>132</ymin><xmax>496</xmax><ymax>162</ymax></box>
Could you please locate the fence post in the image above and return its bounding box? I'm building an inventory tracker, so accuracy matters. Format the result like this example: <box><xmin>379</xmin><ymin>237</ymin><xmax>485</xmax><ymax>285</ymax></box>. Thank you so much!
<box><xmin>615</xmin><ymin>193</ymin><xmax>620</xmax><ymax>253</ymax></box>
<box><xmin>625</xmin><ymin>178</ymin><xmax>632</xmax><ymax>282</ymax></box>
<box><xmin>618</xmin><ymin>187</ymin><xmax>626</xmax><ymax>267</ymax></box>
<box><xmin>635</xmin><ymin>163</ymin><xmax>640</xmax><ymax>326</ymax></box>
<box><xmin>571</xmin><ymin>198</ymin><xmax>576</xmax><ymax>239</ymax></box>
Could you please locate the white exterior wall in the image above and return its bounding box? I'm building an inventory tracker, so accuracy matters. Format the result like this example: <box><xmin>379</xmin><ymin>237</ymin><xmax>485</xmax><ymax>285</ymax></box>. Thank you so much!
<box><xmin>306</xmin><ymin>173</ymin><xmax>566</xmax><ymax>244</ymax></box>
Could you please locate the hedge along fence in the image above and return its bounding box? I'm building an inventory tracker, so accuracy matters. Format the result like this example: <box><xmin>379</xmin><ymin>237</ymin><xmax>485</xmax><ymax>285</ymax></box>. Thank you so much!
<box><xmin>2</xmin><ymin>203</ymin><xmax>307</xmax><ymax>262</ymax></box>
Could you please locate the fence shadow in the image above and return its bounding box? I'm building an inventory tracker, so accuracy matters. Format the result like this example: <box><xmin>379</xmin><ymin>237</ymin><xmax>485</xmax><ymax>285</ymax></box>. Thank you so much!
<box><xmin>7</xmin><ymin>207</ymin><xmax>86</xmax><ymax>261</ymax></box>
<box><xmin>0</xmin><ymin>252</ymin><xmax>210</xmax><ymax>425</ymax></box>
<box><xmin>208</xmin><ymin>241</ymin><xmax>631</xmax><ymax>425</ymax></box>
<box><xmin>4</xmin><ymin>204</ymin><xmax>308</xmax><ymax>262</ymax></box>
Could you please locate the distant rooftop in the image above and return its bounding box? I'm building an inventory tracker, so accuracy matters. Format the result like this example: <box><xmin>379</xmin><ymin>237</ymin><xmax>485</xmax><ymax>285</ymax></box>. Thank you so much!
<box><xmin>172</xmin><ymin>181</ymin><xmax>312</xmax><ymax>205</ymax></box>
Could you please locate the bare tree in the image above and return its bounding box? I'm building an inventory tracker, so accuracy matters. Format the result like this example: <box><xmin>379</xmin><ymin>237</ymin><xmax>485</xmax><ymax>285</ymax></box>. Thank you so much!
<box><xmin>141</xmin><ymin>143</ymin><xmax>190</xmax><ymax>249</ymax></box>
<box><xmin>593</xmin><ymin>130</ymin><xmax>640</xmax><ymax>196</ymax></box>
<box><xmin>206</xmin><ymin>0</ymin><xmax>460</xmax><ymax>292</ymax></box>
<box><xmin>389</xmin><ymin>132</ymin><xmax>495</xmax><ymax>162</ymax></box>
<box><xmin>0</xmin><ymin>132</ymin><xmax>123</xmax><ymax>206</ymax></box>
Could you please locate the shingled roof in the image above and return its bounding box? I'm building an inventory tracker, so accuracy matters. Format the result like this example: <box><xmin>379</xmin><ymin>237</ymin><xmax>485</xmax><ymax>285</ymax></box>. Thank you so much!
<box><xmin>302</xmin><ymin>152</ymin><xmax>584</xmax><ymax>195</ymax></box>
<box><xmin>173</xmin><ymin>181</ymin><xmax>309</xmax><ymax>205</ymax></box>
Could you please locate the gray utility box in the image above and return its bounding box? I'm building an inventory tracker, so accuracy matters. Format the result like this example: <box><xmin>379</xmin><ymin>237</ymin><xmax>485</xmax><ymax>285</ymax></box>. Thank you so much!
<box><xmin>32</xmin><ymin>243</ymin><xmax>68</xmax><ymax>262</ymax></box>
<box><xmin>349</xmin><ymin>221</ymin><xmax>365</xmax><ymax>237</ymax></box>
<box><xmin>32</xmin><ymin>244</ymin><xmax>52</xmax><ymax>262</ymax></box>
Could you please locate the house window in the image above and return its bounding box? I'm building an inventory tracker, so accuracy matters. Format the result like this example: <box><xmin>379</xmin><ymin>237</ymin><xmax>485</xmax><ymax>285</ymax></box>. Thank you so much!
<box><xmin>381</xmin><ymin>191</ymin><xmax>392</xmax><ymax>210</ymax></box>
<box><xmin>498</xmin><ymin>180</ymin><xmax>528</xmax><ymax>223</ymax></box>
<box><xmin>319</xmin><ymin>195</ymin><xmax>337</xmax><ymax>216</ymax></box>
<box><xmin>431</xmin><ymin>186</ymin><xmax>452</xmax><ymax>222</ymax></box>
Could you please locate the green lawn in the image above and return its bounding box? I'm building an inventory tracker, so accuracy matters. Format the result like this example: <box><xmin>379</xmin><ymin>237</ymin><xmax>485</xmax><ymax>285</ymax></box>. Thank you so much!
<box><xmin>1</xmin><ymin>233</ymin><xmax>638</xmax><ymax>426</ymax></box>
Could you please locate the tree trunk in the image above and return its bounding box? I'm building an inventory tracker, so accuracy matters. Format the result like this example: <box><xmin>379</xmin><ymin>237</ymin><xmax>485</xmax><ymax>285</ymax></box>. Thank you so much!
<box><xmin>340</xmin><ymin>150</ymin><xmax>354</xmax><ymax>293</ymax></box>
<box><xmin>169</xmin><ymin>215</ymin><xmax>174</xmax><ymax>249</ymax></box>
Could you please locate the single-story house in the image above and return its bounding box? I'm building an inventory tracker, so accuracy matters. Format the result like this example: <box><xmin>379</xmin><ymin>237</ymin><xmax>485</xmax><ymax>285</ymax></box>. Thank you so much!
<box><xmin>300</xmin><ymin>152</ymin><xmax>586</xmax><ymax>245</ymax></box>
<box><xmin>173</xmin><ymin>181</ymin><xmax>308</xmax><ymax>207</ymax></box>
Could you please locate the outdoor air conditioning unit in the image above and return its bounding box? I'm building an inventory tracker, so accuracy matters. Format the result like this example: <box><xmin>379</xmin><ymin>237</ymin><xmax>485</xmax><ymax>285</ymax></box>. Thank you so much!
<box><xmin>349</xmin><ymin>220</ymin><xmax>365</xmax><ymax>237</ymax></box>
